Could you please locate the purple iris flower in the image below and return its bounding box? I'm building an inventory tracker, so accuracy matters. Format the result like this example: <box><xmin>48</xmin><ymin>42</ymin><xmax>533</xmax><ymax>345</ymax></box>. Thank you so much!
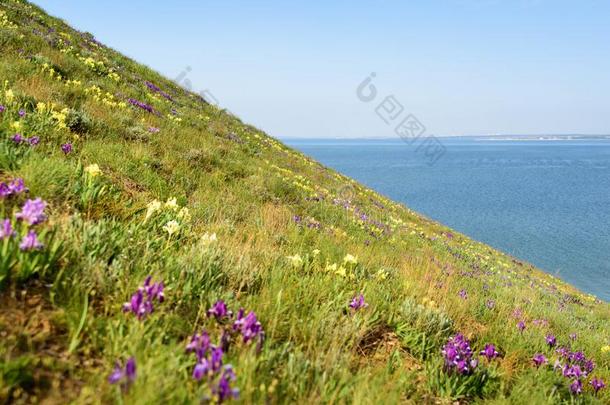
<box><xmin>18</xmin><ymin>109</ymin><xmax>26</xmax><ymax>117</ymax></box>
<box><xmin>11</xmin><ymin>133</ymin><xmax>23</xmax><ymax>144</ymax></box>
<box><xmin>213</xmin><ymin>366</ymin><xmax>239</xmax><ymax>403</ymax></box>
<box><xmin>19</xmin><ymin>230</ymin><xmax>43</xmax><ymax>251</ymax></box>
<box><xmin>480</xmin><ymin>344</ymin><xmax>499</xmax><ymax>360</ymax></box>
<box><xmin>122</xmin><ymin>276</ymin><xmax>164</xmax><ymax>320</ymax></box>
<box><xmin>192</xmin><ymin>359</ymin><xmax>210</xmax><ymax>380</ymax></box>
<box><xmin>569</xmin><ymin>379</ymin><xmax>582</xmax><ymax>395</ymax></box>
<box><xmin>61</xmin><ymin>143</ymin><xmax>72</xmax><ymax>154</ymax></box>
<box><xmin>590</xmin><ymin>378</ymin><xmax>606</xmax><ymax>393</ymax></box>
<box><xmin>0</xmin><ymin>219</ymin><xmax>15</xmax><ymax>240</ymax></box>
<box><xmin>28</xmin><ymin>136</ymin><xmax>40</xmax><ymax>146</ymax></box>
<box><xmin>349</xmin><ymin>294</ymin><xmax>368</xmax><ymax>311</ymax></box>
<box><xmin>0</xmin><ymin>105</ymin><xmax>5</xmax><ymax>113</ymax></box>
<box><xmin>207</xmin><ymin>300</ymin><xmax>232</xmax><ymax>322</ymax></box>
<box><xmin>127</xmin><ymin>98</ymin><xmax>155</xmax><ymax>113</ymax></box>
<box><xmin>186</xmin><ymin>330</ymin><xmax>211</xmax><ymax>362</ymax></box>
<box><xmin>210</xmin><ymin>346</ymin><xmax>224</xmax><ymax>373</ymax></box>
<box><xmin>15</xmin><ymin>198</ymin><xmax>47</xmax><ymax>225</ymax></box>
<box><xmin>8</xmin><ymin>178</ymin><xmax>27</xmax><ymax>195</ymax></box>
<box><xmin>517</xmin><ymin>321</ymin><xmax>526</xmax><ymax>332</ymax></box>
<box><xmin>532</xmin><ymin>353</ymin><xmax>547</xmax><ymax>368</ymax></box>
<box><xmin>108</xmin><ymin>357</ymin><xmax>136</xmax><ymax>385</ymax></box>
<box><xmin>1</xmin><ymin>178</ymin><xmax>28</xmax><ymax>199</ymax></box>
<box><xmin>563</xmin><ymin>365</ymin><xmax>582</xmax><ymax>379</ymax></box>
<box><xmin>442</xmin><ymin>334</ymin><xmax>477</xmax><ymax>375</ymax></box>
<box><xmin>233</xmin><ymin>309</ymin><xmax>264</xmax><ymax>344</ymax></box>
<box><xmin>545</xmin><ymin>334</ymin><xmax>556</xmax><ymax>347</ymax></box>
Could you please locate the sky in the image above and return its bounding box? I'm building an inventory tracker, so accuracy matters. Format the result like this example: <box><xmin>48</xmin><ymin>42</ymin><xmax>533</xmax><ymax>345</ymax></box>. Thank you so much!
<box><xmin>32</xmin><ymin>0</ymin><xmax>610</xmax><ymax>138</ymax></box>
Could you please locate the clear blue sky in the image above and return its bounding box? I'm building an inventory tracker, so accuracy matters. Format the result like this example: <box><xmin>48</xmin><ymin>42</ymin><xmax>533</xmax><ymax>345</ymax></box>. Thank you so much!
<box><xmin>33</xmin><ymin>1</ymin><xmax>610</xmax><ymax>138</ymax></box>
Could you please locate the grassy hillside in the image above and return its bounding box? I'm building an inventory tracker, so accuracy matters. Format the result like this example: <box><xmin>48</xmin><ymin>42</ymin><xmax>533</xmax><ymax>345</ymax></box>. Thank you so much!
<box><xmin>0</xmin><ymin>1</ymin><xmax>608</xmax><ymax>403</ymax></box>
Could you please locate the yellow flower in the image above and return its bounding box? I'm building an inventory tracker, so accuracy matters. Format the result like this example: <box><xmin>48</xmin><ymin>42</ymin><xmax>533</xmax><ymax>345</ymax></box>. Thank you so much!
<box><xmin>343</xmin><ymin>254</ymin><xmax>358</xmax><ymax>265</ymax></box>
<box><xmin>11</xmin><ymin>121</ymin><xmax>21</xmax><ymax>131</ymax></box>
<box><xmin>163</xmin><ymin>220</ymin><xmax>180</xmax><ymax>236</ymax></box>
<box><xmin>5</xmin><ymin>89</ymin><xmax>14</xmax><ymax>103</ymax></box>
<box><xmin>602</xmin><ymin>345</ymin><xmax>610</xmax><ymax>354</ymax></box>
<box><xmin>36</xmin><ymin>102</ymin><xmax>46</xmax><ymax>112</ymax></box>
<box><xmin>145</xmin><ymin>200</ymin><xmax>162</xmax><ymax>220</ymax></box>
<box><xmin>177</xmin><ymin>207</ymin><xmax>191</xmax><ymax>222</ymax></box>
<box><xmin>312</xmin><ymin>249</ymin><xmax>320</xmax><ymax>257</ymax></box>
<box><xmin>84</xmin><ymin>163</ymin><xmax>102</xmax><ymax>177</ymax></box>
<box><xmin>335</xmin><ymin>266</ymin><xmax>347</xmax><ymax>277</ymax></box>
<box><xmin>201</xmin><ymin>232</ymin><xmax>217</xmax><ymax>245</ymax></box>
<box><xmin>286</xmin><ymin>254</ymin><xmax>303</xmax><ymax>268</ymax></box>
<box><xmin>164</xmin><ymin>197</ymin><xmax>178</xmax><ymax>211</ymax></box>
<box><xmin>375</xmin><ymin>269</ymin><xmax>388</xmax><ymax>280</ymax></box>
<box><xmin>325</xmin><ymin>263</ymin><xmax>337</xmax><ymax>273</ymax></box>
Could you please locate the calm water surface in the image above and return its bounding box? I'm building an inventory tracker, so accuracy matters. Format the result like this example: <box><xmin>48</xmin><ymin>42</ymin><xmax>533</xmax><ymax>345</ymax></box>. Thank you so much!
<box><xmin>284</xmin><ymin>137</ymin><xmax>610</xmax><ymax>301</ymax></box>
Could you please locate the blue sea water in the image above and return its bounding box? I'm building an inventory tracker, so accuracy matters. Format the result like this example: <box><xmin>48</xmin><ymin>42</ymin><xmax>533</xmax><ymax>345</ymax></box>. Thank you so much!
<box><xmin>283</xmin><ymin>137</ymin><xmax>610</xmax><ymax>301</ymax></box>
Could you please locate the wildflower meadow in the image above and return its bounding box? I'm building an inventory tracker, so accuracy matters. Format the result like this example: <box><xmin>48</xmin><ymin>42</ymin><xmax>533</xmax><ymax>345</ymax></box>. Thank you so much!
<box><xmin>0</xmin><ymin>1</ymin><xmax>608</xmax><ymax>403</ymax></box>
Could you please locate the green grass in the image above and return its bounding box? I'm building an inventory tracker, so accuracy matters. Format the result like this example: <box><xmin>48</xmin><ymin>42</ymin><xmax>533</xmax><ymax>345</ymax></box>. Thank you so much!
<box><xmin>0</xmin><ymin>1</ymin><xmax>609</xmax><ymax>403</ymax></box>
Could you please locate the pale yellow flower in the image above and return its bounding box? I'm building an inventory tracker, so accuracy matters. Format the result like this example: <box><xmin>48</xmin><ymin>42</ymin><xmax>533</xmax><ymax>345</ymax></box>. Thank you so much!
<box><xmin>312</xmin><ymin>249</ymin><xmax>320</xmax><ymax>257</ymax></box>
<box><xmin>602</xmin><ymin>345</ymin><xmax>610</xmax><ymax>354</ymax></box>
<box><xmin>375</xmin><ymin>269</ymin><xmax>388</xmax><ymax>280</ymax></box>
<box><xmin>164</xmin><ymin>197</ymin><xmax>178</xmax><ymax>211</ymax></box>
<box><xmin>201</xmin><ymin>232</ymin><xmax>217</xmax><ymax>245</ymax></box>
<box><xmin>177</xmin><ymin>207</ymin><xmax>191</xmax><ymax>222</ymax></box>
<box><xmin>343</xmin><ymin>254</ymin><xmax>358</xmax><ymax>265</ymax></box>
<box><xmin>84</xmin><ymin>163</ymin><xmax>102</xmax><ymax>177</ymax></box>
<box><xmin>335</xmin><ymin>266</ymin><xmax>347</xmax><ymax>277</ymax></box>
<box><xmin>286</xmin><ymin>254</ymin><xmax>303</xmax><ymax>268</ymax></box>
<box><xmin>163</xmin><ymin>220</ymin><xmax>180</xmax><ymax>236</ymax></box>
<box><xmin>325</xmin><ymin>263</ymin><xmax>337</xmax><ymax>272</ymax></box>
<box><xmin>145</xmin><ymin>200</ymin><xmax>162</xmax><ymax>220</ymax></box>
<box><xmin>5</xmin><ymin>89</ymin><xmax>14</xmax><ymax>103</ymax></box>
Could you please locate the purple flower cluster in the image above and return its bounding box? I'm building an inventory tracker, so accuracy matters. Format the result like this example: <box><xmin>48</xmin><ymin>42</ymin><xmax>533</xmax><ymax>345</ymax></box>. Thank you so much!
<box><xmin>186</xmin><ymin>330</ymin><xmax>239</xmax><ymax>402</ymax></box>
<box><xmin>11</xmin><ymin>133</ymin><xmax>40</xmax><ymax>146</ymax></box>
<box><xmin>0</xmin><ymin>178</ymin><xmax>28</xmax><ymax>198</ymax></box>
<box><xmin>533</xmin><ymin>335</ymin><xmax>605</xmax><ymax>396</ymax></box>
<box><xmin>480</xmin><ymin>344</ymin><xmax>499</xmax><ymax>360</ymax></box>
<box><xmin>108</xmin><ymin>357</ymin><xmax>136</xmax><ymax>388</ymax></box>
<box><xmin>233</xmin><ymin>309</ymin><xmax>264</xmax><ymax>344</ymax></box>
<box><xmin>442</xmin><ymin>334</ymin><xmax>478</xmax><ymax>375</ymax></box>
<box><xmin>0</xmin><ymin>105</ymin><xmax>5</xmax><ymax>113</ymax></box>
<box><xmin>207</xmin><ymin>300</ymin><xmax>233</xmax><ymax>322</ymax></box>
<box><xmin>144</xmin><ymin>81</ymin><xmax>174</xmax><ymax>101</ymax></box>
<box><xmin>590</xmin><ymin>378</ymin><xmax>606</xmax><ymax>394</ymax></box>
<box><xmin>0</xmin><ymin>219</ymin><xmax>15</xmax><ymax>240</ymax></box>
<box><xmin>349</xmin><ymin>294</ymin><xmax>368</xmax><ymax>311</ymax></box>
<box><xmin>61</xmin><ymin>143</ymin><xmax>72</xmax><ymax>154</ymax></box>
<box><xmin>532</xmin><ymin>353</ymin><xmax>547</xmax><ymax>367</ymax></box>
<box><xmin>292</xmin><ymin>215</ymin><xmax>321</xmax><ymax>230</ymax></box>
<box><xmin>1</xmin><ymin>191</ymin><xmax>47</xmax><ymax>251</ymax></box>
<box><xmin>16</xmin><ymin>198</ymin><xmax>47</xmax><ymax>225</ymax></box>
<box><xmin>127</xmin><ymin>98</ymin><xmax>155</xmax><ymax>114</ymax></box>
<box><xmin>122</xmin><ymin>276</ymin><xmax>165</xmax><ymax>320</ymax></box>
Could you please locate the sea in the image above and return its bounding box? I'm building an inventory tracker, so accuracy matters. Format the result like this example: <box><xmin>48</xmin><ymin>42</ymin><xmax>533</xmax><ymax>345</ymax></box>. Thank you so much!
<box><xmin>283</xmin><ymin>137</ymin><xmax>610</xmax><ymax>301</ymax></box>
